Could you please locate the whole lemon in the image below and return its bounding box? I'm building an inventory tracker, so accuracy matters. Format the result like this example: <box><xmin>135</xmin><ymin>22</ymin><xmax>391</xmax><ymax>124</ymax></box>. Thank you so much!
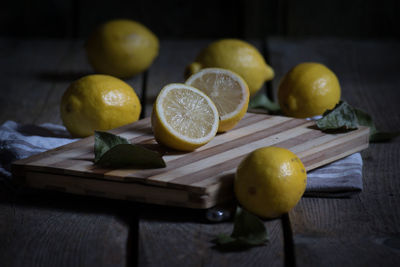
<box><xmin>85</xmin><ymin>19</ymin><xmax>159</xmax><ymax>78</ymax></box>
<box><xmin>61</xmin><ymin>74</ymin><xmax>141</xmax><ymax>137</ymax></box>
<box><xmin>278</xmin><ymin>62</ymin><xmax>341</xmax><ymax>118</ymax></box>
<box><xmin>185</xmin><ymin>39</ymin><xmax>274</xmax><ymax>97</ymax></box>
<box><xmin>235</xmin><ymin>147</ymin><xmax>307</xmax><ymax>218</ymax></box>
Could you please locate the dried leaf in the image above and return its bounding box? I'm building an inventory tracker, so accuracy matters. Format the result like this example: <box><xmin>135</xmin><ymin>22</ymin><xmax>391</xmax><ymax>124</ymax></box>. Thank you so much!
<box><xmin>316</xmin><ymin>101</ymin><xmax>358</xmax><ymax>132</ymax></box>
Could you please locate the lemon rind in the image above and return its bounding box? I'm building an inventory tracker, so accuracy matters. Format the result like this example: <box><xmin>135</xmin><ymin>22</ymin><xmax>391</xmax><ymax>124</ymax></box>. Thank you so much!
<box><xmin>185</xmin><ymin>68</ymin><xmax>249</xmax><ymax>122</ymax></box>
<box><xmin>155</xmin><ymin>83</ymin><xmax>219</xmax><ymax>145</ymax></box>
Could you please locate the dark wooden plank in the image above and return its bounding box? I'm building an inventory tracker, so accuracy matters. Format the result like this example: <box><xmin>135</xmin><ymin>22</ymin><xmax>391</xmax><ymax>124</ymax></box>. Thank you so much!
<box><xmin>0</xmin><ymin>193</ymin><xmax>135</xmax><ymax>267</ymax></box>
<box><xmin>0</xmin><ymin>1</ymin><xmax>75</xmax><ymax>38</ymax></box>
<box><xmin>0</xmin><ymin>38</ymin><xmax>143</xmax><ymax>125</ymax></box>
<box><xmin>0</xmin><ymin>38</ymin><xmax>72</xmax><ymax>124</ymax></box>
<box><xmin>139</xmin><ymin>214</ymin><xmax>284</xmax><ymax>267</ymax></box>
<box><xmin>76</xmin><ymin>0</ymin><xmax>242</xmax><ymax>38</ymax></box>
<box><xmin>268</xmin><ymin>37</ymin><xmax>400</xmax><ymax>266</ymax></box>
<box><xmin>33</xmin><ymin>40</ymin><xmax>143</xmax><ymax>124</ymax></box>
<box><xmin>285</xmin><ymin>0</ymin><xmax>400</xmax><ymax>38</ymax></box>
<box><xmin>138</xmin><ymin>39</ymin><xmax>285</xmax><ymax>266</ymax></box>
<box><xmin>0</xmin><ymin>38</ymin><xmax>143</xmax><ymax>267</ymax></box>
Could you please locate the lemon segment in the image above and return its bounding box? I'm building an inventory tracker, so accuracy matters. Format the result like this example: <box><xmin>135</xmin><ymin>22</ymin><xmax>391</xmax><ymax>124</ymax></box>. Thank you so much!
<box><xmin>60</xmin><ymin>74</ymin><xmax>141</xmax><ymax>137</ymax></box>
<box><xmin>235</xmin><ymin>147</ymin><xmax>307</xmax><ymax>219</ymax></box>
<box><xmin>186</xmin><ymin>68</ymin><xmax>249</xmax><ymax>132</ymax></box>
<box><xmin>151</xmin><ymin>83</ymin><xmax>219</xmax><ymax>151</ymax></box>
<box><xmin>278</xmin><ymin>62</ymin><xmax>341</xmax><ymax>118</ymax></box>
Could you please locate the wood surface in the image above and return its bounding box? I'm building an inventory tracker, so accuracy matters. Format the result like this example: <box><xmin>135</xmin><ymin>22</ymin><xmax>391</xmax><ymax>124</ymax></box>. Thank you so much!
<box><xmin>268</xmin><ymin>37</ymin><xmax>400</xmax><ymax>266</ymax></box>
<box><xmin>12</xmin><ymin>113</ymin><xmax>369</xmax><ymax>208</ymax></box>
<box><xmin>1</xmin><ymin>37</ymin><xmax>400</xmax><ymax>267</ymax></box>
<box><xmin>136</xmin><ymin>39</ymin><xmax>285</xmax><ymax>266</ymax></box>
<box><xmin>0</xmin><ymin>38</ymin><xmax>140</xmax><ymax>267</ymax></box>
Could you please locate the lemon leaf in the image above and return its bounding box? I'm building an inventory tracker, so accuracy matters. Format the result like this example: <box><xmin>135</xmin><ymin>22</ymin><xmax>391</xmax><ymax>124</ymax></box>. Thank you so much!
<box><xmin>214</xmin><ymin>207</ymin><xmax>268</xmax><ymax>250</ymax></box>
<box><xmin>94</xmin><ymin>131</ymin><xmax>166</xmax><ymax>168</ymax></box>
<box><xmin>231</xmin><ymin>207</ymin><xmax>268</xmax><ymax>244</ymax></box>
<box><xmin>316</xmin><ymin>102</ymin><xmax>399</xmax><ymax>142</ymax></box>
<box><xmin>94</xmin><ymin>131</ymin><xmax>130</xmax><ymax>162</ymax></box>
<box><xmin>316</xmin><ymin>101</ymin><xmax>359</xmax><ymax>132</ymax></box>
<box><xmin>248</xmin><ymin>93</ymin><xmax>280</xmax><ymax>113</ymax></box>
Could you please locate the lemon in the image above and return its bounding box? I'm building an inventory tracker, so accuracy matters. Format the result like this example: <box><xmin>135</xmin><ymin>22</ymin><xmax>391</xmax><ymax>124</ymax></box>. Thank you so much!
<box><xmin>278</xmin><ymin>62</ymin><xmax>341</xmax><ymax>118</ymax></box>
<box><xmin>61</xmin><ymin>74</ymin><xmax>141</xmax><ymax>137</ymax></box>
<box><xmin>151</xmin><ymin>83</ymin><xmax>219</xmax><ymax>151</ymax></box>
<box><xmin>185</xmin><ymin>68</ymin><xmax>250</xmax><ymax>133</ymax></box>
<box><xmin>185</xmin><ymin>39</ymin><xmax>274</xmax><ymax>97</ymax></box>
<box><xmin>235</xmin><ymin>147</ymin><xmax>307</xmax><ymax>218</ymax></box>
<box><xmin>85</xmin><ymin>19</ymin><xmax>159</xmax><ymax>78</ymax></box>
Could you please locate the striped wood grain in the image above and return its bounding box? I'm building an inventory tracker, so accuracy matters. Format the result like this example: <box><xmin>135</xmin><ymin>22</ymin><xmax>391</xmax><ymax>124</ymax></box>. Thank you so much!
<box><xmin>12</xmin><ymin>113</ymin><xmax>369</xmax><ymax>208</ymax></box>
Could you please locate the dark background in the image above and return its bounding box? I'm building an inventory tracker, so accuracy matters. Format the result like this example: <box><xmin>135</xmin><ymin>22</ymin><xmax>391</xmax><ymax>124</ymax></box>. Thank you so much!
<box><xmin>1</xmin><ymin>0</ymin><xmax>399</xmax><ymax>39</ymax></box>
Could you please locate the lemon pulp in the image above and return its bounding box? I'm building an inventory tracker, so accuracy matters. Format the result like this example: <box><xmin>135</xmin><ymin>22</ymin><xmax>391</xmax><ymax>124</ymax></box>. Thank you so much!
<box><xmin>186</xmin><ymin>68</ymin><xmax>249</xmax><ymax>132</ymax></box>
<box><xmin>151</xmin><ymin>83</ymin><xmax>219</xmax><ymax>151</ymax></box>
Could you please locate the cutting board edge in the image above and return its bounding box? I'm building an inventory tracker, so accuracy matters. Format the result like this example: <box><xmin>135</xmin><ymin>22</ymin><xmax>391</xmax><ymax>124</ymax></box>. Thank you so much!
<box><xmin>11</xmin><ymin>125</ymin><xmax>370</xmax><ymax>196</ymax></box>
<box><xmin>19</xmin><ymin>170</ymin><xmax>220</xmax><ymax>209</ymax></box>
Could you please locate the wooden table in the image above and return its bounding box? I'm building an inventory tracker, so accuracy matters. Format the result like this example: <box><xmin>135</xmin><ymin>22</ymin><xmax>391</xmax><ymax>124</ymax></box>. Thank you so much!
<box><xmin>0</xmin><ymin>37</ymin><xmax>399</xmax><ymax>266</ymax></box>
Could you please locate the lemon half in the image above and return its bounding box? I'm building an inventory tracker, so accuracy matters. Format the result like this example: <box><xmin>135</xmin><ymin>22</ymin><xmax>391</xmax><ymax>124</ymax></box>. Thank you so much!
<box><xmin>151</xmin><ymin>83</ymin><xmax>219</xmax><ymax>151</ymax></box>
<box><xmin>186</xmin><ymin>68</ymin><xmax>249</xmax><ymax>132</ymax></box>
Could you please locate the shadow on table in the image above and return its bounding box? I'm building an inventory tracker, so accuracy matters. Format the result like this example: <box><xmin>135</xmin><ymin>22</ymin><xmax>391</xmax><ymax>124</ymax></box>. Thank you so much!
<box><xmin>37</xmin><ymin>71</ymin><xmax>92</xmax><ymax>82</ymax></box>
<box><xmin>0</xmin><ymin>181</ymin><xmax>234</xmax><ymax>266</ymax></box>
<box><xmin>1</xmin><ymin>185</ymin><xmax>212</xmax><ymax>223</ymax></box>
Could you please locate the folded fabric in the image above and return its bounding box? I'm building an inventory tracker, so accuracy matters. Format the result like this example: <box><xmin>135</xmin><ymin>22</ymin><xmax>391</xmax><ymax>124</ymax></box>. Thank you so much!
<box><xmin>0</xmin><ymin>121</ymin><xmax>78</xmax><ymax>177</ymax></box>
<box><xmin>305</xmin><ymin>153</ymin><xmax>362</xmax><ymax>197</ymax></box>
<box><xmin>0</xmin><ymin>120</ymin><xmax>363</xmax><ymax>197</ymax></box>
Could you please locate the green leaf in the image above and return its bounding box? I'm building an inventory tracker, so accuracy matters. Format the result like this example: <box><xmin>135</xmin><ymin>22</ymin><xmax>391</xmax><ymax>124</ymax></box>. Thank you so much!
<box><xmin>231</xmin><ymin>207</ymin><xmax>268</xmax><ymax>245</ymax></box>
<box><xmin>315</xmin><ymin>102</ymin><xmax>399</xmax><ymax>143</ymax></box>
<box><xmin>94</xmin><ymin>131</ymin><xmax>129</xmax><ymax>162</ymax></box>
<box><xmin>248</xmin><ymin>94</ymin><xmax>280</xmax><ymax>113</ymax></box>
<box><xmin>94</xmin><ymin>131</ymin><xmax>166</xmax><ymax>168</ymax></box>
<box><xmin>214</xmin><ymin>207</ymin><xmax>268</xmax><ymax>250</ymax></box>
<box><xmin>316</xmin><ymin>101</ymin><xmax>359</xmax><ymax>132</ymax></box>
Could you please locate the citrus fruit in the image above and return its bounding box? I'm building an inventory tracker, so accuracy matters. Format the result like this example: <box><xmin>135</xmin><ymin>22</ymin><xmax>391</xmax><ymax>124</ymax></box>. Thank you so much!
<box><xmin>151</xmin><ymin>83</ymin><xmax>219</xmax><ymax>151</ymax></box>
<box><xmin>185</xmin><ymin>68</ymin><xmax>250</xmax><ymax>133</ymax></box>
<box><xmin>60</xmin><ymin>74</ymin><xmax>141</xmax><ymax>137</ymax></box>
<box><xmin>185</xmin><ymin>39</ymin><xmax>274</xmax><ymax>97</ymax></box>
<box><xmin>278</xmin><ymin>62</ymin><xmax>341</xmax><ymax>118</ymax></box>
<box><xmin>85</xmin><ymin>19</ymin><xmax>159</xmax><ymax>78</ymax></box>
<box><xmin>235</xmin><ymin>147</ymin><xmax>307</xmax><ymax>218</ymax></box>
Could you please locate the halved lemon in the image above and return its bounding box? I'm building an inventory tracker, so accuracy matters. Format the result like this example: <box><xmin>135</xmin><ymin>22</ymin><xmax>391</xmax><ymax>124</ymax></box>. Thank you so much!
<box><xmin>151</xmin><ymin>83</ymin><xmax>219</xmax><ymax>151</ymax></box>
<box><xmin>185</xmin><ymin>68</ymin><xmax>250</xmax><ymax>132</ymax></box>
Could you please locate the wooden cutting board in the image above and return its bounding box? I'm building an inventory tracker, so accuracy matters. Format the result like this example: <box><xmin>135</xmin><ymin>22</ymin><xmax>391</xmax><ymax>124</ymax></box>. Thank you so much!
<box><xmin>12</xmin><ymin>113</ymin><xmax>369</xmax><ymax>209</ymax></box>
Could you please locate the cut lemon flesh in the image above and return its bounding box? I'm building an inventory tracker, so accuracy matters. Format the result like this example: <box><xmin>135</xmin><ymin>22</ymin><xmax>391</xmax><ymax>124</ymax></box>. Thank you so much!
<box><xmin>185</xmin><ymin>68</ymin><xmax>249</xmax><ymax>132</ymax></box>
<box><xmin>151</xmin><ymin>83</ymin><xmax>219</xmax><ymax>151</ymax></box>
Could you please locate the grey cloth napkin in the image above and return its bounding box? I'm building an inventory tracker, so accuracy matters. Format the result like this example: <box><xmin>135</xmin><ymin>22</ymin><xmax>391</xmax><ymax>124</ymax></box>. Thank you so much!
<box><xmin>0</xmin><ymin>121</ymin><xmax>363</xmax><ymax>197</ymax></box>
<box><xmin>305</xmin><ymin>153</ymin><xmax>363</xmax><ymax>197</ymax></box>
<box><xmin>0</xmin><ymin>121</ymin><xmax>78</xmax><ymax>178</ymax></box>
